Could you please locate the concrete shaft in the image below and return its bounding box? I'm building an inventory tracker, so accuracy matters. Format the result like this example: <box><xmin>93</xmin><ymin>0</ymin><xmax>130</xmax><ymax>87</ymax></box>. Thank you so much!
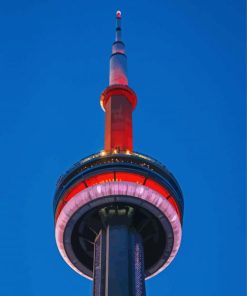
<box><xmin>93</xmin><ymin>207</ymin><xmax>146</xmax><ymax>296</ymax></box>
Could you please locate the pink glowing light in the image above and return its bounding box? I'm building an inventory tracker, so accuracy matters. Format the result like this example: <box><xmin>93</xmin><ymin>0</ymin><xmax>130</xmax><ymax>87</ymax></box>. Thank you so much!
<box><xmin>116</xmin><ymin>10</ymin><xmax>121</xmax><ymax>18</ymax></box>
<box><xmin>55</xmin><ymin>182</ymin><xmax>182</xmax><ymax>280</ymax></box>
<box><xmin>55</xmin><ymin>171</ymin><xmax>181</xmax><ymax>222</ymax></box>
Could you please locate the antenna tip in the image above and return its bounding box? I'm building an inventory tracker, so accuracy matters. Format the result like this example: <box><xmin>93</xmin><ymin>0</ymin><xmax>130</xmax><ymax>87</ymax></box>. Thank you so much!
<box><xmin>116</xmin><ymin>10</ymin><xmax>121</xmax><ymax>19</ymax></box>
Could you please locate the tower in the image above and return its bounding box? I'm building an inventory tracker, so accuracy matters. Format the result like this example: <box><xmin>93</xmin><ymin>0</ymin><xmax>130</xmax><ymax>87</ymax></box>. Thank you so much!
<box><xmin>54</xmin><ymin>11</ymin><xmax>183</xmax><ymax>296</ymax></box>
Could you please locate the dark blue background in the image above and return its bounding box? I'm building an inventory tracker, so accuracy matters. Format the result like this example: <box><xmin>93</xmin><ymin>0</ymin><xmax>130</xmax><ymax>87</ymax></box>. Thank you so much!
<box><xmin>0</xmin><ymin>0</ymin><xmax>245</xmax><ymax>295</ymax></box>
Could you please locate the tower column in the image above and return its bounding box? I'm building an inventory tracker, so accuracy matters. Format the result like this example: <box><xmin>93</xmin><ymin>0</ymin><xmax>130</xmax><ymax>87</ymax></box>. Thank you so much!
<box><xmin>104</xmin><ymin>94</ymin><xmax>133</xmax><ymax>152</ymax></box>
<box><xmin>93</xmin><ymin>207</ymin><xmax>146</xmax><ymax>296</ymax></box>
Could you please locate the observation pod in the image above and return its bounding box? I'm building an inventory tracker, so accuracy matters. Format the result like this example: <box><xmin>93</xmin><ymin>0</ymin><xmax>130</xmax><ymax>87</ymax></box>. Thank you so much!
<box><xmin>54</xmin><ymin>10</ymin><xmax>184</xmax><ymax>296</ymax></box>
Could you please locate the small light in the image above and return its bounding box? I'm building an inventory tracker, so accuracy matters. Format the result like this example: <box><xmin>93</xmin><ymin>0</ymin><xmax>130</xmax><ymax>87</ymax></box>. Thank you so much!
<box><xmin>126</xmin><ymin>150</ymin><xmax>130</xmax><ymax>155</ymax></box>
<box><xmin>113</xmin><ymin>149</ymin><xmax>118</xmax><ymax>154</ymax></box>
<box><xmin>116</xmin><ymin>10</ymin><xmax>121</xmax><ymax>18</ymax></box>
<box><xmin>100</xmin><ymin>150</ymin><xmax>106</xmax><ymax>156</ymax></box>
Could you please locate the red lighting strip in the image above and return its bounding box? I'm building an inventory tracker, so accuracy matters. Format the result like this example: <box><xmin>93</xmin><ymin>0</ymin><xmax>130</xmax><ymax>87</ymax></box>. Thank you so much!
<box><xmin>55</xmin><ymin>171</ymin><xmax>181</xmax><ymax>221</ymax></box>
<box><xmin>115</xmin><ymin>172</ymin><xmax>145</xmax><ymax>184</ymax></box>
<box><xmin>64</xmin><ymin>182</ymin><xmax>87</xmax><ymax>202</ymax></box>
<box><xmin>168</xmin><ymin>197</ymin><xmax>181</xmax><ymax>219</ymax></box>
<box><xmin>145</xmin><ymin>179</ymin><xmax>170</xmax><ymax>198</ymax></box>
<box><xmin>86</xmin><ymin>173</ymin><xmax>114</xmax><ymax>186</ymax></box>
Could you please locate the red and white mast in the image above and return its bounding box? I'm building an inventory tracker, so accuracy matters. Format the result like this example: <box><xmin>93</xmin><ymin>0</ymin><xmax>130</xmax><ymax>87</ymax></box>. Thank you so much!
<box><xmin>101</xmin><ymin>10</ymin><xmax>137</xmax><ymax>153</ymax></box>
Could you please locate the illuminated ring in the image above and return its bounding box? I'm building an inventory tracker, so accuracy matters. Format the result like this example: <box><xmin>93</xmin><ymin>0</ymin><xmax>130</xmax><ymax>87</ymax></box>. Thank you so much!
<box><xmin>100</xmin><ymin>85</ymin><xmax>137</xmax><ymax>111</ymax></box>
<box><xmin>55</xmin><ymin>181</ymin><xmax>182</xmax><ymax>280</ymax></box>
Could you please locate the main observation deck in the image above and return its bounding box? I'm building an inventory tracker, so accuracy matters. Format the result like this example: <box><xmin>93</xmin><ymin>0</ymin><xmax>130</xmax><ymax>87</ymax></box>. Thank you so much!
<box><xmin>54</xmin><ymin>151</ymin><xmax>183</xmax><ymax>279</ymax></box>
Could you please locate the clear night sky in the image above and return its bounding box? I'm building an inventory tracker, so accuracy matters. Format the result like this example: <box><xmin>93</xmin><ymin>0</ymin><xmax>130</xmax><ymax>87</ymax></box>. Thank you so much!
<box><xmin>0</xmin><ymin>0</ymin><xmax>245</xmax><ymax>295</ymax></box>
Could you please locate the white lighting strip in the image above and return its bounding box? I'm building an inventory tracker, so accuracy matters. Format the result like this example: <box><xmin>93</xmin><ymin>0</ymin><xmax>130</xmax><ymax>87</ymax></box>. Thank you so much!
<box><xmin>55</xmin><ymin>181</ymin><xmax>182</xmax><ymax>280</ymax></box>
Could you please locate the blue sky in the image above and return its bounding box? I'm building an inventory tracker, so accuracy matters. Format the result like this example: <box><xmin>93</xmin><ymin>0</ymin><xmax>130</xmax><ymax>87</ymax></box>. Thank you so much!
<box><xmin>0</xmin><ymin>0</ymin><xmax>245</xmax><ymax>295</ymax></box>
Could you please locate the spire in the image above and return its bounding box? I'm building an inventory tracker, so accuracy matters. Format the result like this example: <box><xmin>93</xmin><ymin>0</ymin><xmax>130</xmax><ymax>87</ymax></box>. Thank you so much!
<box><xmin>109</xmin><ymin>10</ymin><xmax>128</xmax><ymax>86</ymax></box>
<box><xmin>115</xmin><ymin>10</ymin><xmax>122</xmax><ymax>42</ymax></box>
<box><xmin>101</xmin><ymin>11</ymin><xmax>137</xmax><ymax>153</ymax></box>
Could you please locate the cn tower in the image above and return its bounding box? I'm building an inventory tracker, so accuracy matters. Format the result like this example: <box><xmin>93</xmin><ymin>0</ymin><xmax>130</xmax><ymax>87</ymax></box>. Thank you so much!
<box><xmin>54</xmin><ymin>11</ymin><xmax>184</xmax><ymax>296</ymax></box>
